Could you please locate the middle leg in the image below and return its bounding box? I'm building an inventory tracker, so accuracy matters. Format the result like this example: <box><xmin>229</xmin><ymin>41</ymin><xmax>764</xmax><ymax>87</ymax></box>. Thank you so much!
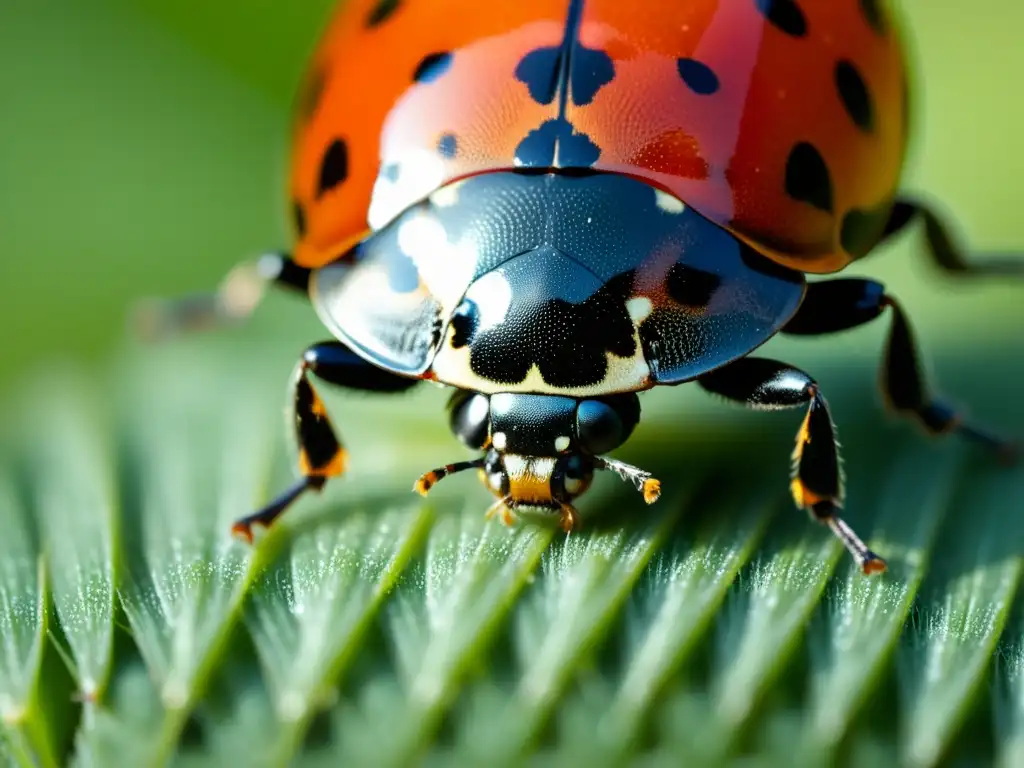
<box><xmin>782</xmin><ymin>279</ymin><xmax>1016</xmax><ymax>462</ymax></box>
<box><xmin>698</xmin><ymin>357</ymin><xmax>886</xmax><ymax>574</ymax></box>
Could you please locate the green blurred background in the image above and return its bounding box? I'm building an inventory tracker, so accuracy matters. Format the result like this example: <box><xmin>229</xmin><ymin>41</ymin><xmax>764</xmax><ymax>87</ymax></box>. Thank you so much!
<box><xmin>1</xmin><ymin>0</ymin><xmax>1022</xmax><ymax>394</ymax></box>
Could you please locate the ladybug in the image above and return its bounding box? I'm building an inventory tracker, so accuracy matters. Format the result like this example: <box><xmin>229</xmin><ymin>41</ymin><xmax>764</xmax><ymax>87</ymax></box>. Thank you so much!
<box><xmin>144</xmin><ymin>0</ymin><xmax>1021</xmax><ymax>575</ymax></box>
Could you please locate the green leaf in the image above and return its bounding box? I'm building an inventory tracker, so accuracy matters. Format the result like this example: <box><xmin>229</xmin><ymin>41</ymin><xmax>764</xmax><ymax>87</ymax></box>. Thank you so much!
<box><xmin>243</xmin><ymin>500</ymin><xmax>432</xmax><ymax>762</ymax></box>
<box><xmin>0</xmin><ymin>473</ymin><xmax>52</xmax><ymax>768</ymax></box>
<box><xmin>89</xmin><ymin>354</ymin><xmax>273</xmax><ymax>765</ymax></box>
<box><xmin>594</xmin><ymin>473</ymin><xmax>777</xmax><ymax>756</ymax></box>
<box><xmin>0</xmin><ymin>336</ymin><xmax>1020</xmax><ymax>767</ymax></box>
<box><xmin>898</xmin><ymin>455</ymin><xmax>1024</xmax><ymax>767</ymax></box>
<box><xmin>797</xmin><ymin>439</ymin><xmax>960</xmax><ymax>754</ymax></box>
<box><xmin>2</xmin><ymin>331</ymin><xmax>1022</xmax><ymax>767</ymax></box>
<box><xmin>322</xmin><ymin>509</ymin><xmax>553</xmax><ymax>764</ymax></box>
<box><xmin>26</xmin><ymin>375</ymin><xmax>117</xmax><ymax>706</ymax></box>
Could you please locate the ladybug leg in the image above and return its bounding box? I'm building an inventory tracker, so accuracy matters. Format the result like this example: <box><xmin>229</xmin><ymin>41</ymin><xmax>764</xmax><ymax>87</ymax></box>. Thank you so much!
<box><xmin>877</xmin><ymin>199</ymin><xmax>1023</xmax><ymax>276</ymax></box>
<box><xmin>482</xmin><ymin>497</ymin><xmax>518</xmax><ymax>527</ymax></box>
<box><xmin>134</xmin><ymin>252</ymin><xmax>309</xmax><ymax>340</ymax></box>
<box><xmin>231</xmin><ymin>340</ymin><xmax>419</xmax><ymax>542</ymax></box>
<box><xmin>784</xmin><ymin>279</ymin><xmax>1017</xmax><ymax>463</ymax></box>
<box><xmin>698</xmin><ymin>358</ymin><xmax>886</xmax><ymax>575</ymax></box>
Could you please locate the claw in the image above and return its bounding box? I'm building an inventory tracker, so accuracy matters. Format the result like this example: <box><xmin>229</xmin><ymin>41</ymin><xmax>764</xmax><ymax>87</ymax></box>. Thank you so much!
<box><xmin>485</xmin><ymin>496</ymin><xmax>516</xmax><ymax>527</ymax></box>
<box><xmin>558</xmin><ymin>502</ymin><xmax>580</xmax><ymax>532</ymax></box>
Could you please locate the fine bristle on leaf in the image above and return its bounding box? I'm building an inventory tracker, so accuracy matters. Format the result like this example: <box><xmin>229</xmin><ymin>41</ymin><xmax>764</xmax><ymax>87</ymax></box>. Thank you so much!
<box><xmin>0</xmin><ymin>339</ymin><xmax>1021</xmax><ymax>767</ymax></box>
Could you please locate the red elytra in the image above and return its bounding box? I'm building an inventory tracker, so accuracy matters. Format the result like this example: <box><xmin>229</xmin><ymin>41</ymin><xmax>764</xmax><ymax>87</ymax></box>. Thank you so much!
<box><xmin>289</xmin><ymin>0</ymin><xmax>906</xmax><ymax>275</ymax></box>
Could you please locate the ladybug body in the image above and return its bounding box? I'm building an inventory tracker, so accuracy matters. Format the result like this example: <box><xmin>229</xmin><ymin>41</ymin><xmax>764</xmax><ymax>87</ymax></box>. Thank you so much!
<box><xmin>149</xmin><ymin>0</ymin><xmax>1020</xmax><ymax>574</ymax></box>
<box><xmin>291</xmin><ymin>0</ymin><xmax>907</xmax><ymax>274</ymax></box>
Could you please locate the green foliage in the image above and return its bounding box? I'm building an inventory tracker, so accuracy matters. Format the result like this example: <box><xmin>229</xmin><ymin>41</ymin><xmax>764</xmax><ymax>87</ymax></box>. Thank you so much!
<box><xmin>0</xmin><ymin>330</ymin><xmax>1021</xmax><ymax>766</ymax></box>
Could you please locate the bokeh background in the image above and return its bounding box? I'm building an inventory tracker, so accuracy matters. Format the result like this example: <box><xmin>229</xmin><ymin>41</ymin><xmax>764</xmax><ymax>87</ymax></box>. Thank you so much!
<box><xmin>2</xmin><ymin>2</ymin><xmax>1024</xmax><ymax>765</ymax></box>
<box><xmin>1</xmin><ymin>0</ymin><xmax>1022</xmax><ymax>394</ymax></box>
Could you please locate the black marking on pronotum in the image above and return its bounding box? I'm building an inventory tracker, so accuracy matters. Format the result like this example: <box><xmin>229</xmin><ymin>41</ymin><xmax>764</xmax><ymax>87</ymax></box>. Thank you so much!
<box><xmin>666</xmin><ymin>263</ymin><xmax>722</xmax><ymax>308</ymax></box>
<box><xmin>784</xmin><ymin>142</ymin><xmax>833</xmax><ymax>213</ymax></box>
<box><xmin>468</xmin><ymin>271</ymin><xmax>637</xmax><ymax>389</ymax></box>
<box><xmin>449</xmin><ymin>299</ymin><xmax>479</xmax><ymax>349</ymax></box>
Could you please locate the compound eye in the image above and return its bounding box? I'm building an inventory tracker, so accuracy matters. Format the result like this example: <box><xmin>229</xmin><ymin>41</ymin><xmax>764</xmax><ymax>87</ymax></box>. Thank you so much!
<box><xmin>448</xmin><ymin>392</ymin><xmax>490</xmax><ymax>449</ymax></box>
<box><xmin>576</xmin><ymin>400</ymin><xmax>624</xmax><ymax>455</ymax></box>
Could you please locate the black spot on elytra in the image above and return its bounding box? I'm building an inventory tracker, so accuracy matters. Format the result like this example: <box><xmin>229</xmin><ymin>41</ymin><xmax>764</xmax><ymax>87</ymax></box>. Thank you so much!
<box><xmin>292</xmin><ymin>201</ymin><xmax>306</xmax><ymax>238</ymax></box>
<box><xmin>676</xmin><ymin>58</ymin><xmax>720</xmax><ymax>95</ymax></box>
<box><xmin>835</xmin><ymin>60</ymin><xmax>874</xmax><ymax>132</ymax></box>
<box><xmin>570</xmin><ymin>45</ymin><xmax>615</xmax><ymax>105</ymax></box>
<box><xmin>413</xmin><ymin>52</ymin><xmax>453</xmax><ymax>84</ymax></box>
<box><xmin>753</xmin><ymin>0</ymin><xmax>808</xmax><ymax>37</ymax></box>
<box><xmin>516</xmin><ymin>48</ymin><xmax>561</xmax><ymax>105</ymax></box>
<box><xmin>514</xmin><ymin>119</ymin><xmax>600</xmax><ymax>168</ymax></box>
<box><xmin>365</xmin><ymin>0</ymin><xmax>401</xmax><ymax>27</ymax></box>
<box><xmin>449</xmin><ymin>300</ymin><xmax>478</xmax><ymax>349</ymax></box>
<box><xmin>437</xmin><ymin>133</ymin><xmax>458</xmax><ymax>159</ymax></box>
<box><xmin>840</xmin><ymin>200</ymin><xmax>894</xmax><ymax>258</ymax></box>
<box><xmin>317</xmin><ymin>139</ymin><xmax>349</xmax><ymax>198</ymax></box>
<box><xmin>785</xmin><ymin>142</ymin><xmax>833</xmax><ymax>213</ymax></box>
<box><xmin>469</xmin><ymin>272</ymin><xmax>636</xmax><ymax>388</ymax></box>
<box><xmin>859</xmin><ymin>0</ymin><xmax>887</xmax><ymax>35</ymax></box>
<box><xmin>666</xmin><ymin>263</ymin><xmax>722</xmax><ymax>308</ymax></box>
<box><xmin>515</xmin><ymin>44</ymin><xmax>614</xmax><ymax>107</ymax></box>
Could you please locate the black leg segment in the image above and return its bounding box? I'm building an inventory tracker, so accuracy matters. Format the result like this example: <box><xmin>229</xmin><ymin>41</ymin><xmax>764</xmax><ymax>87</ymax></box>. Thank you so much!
<box><xmin>876</xmin><ymin>198</ymin><xmax>1023</xmax><ymax>276</ymax></box>
<box><xmin>784</xmin><ymin>279</ymin><xmax>1017</xmax><ymax>462</ymax></box>
<box><xmin>135</xmin><ymin>252</ymin><xmax>311</xmax><ymax>340</ymax></box>
<box><xmin>699</xmin><ymin>358</ymin><xmax>886</xmax><ymax>574</ymax></box>
<box><xmin>232</xmin><ymin>340</ymin><xmax>420</xmax><ymax>541</ymax></box>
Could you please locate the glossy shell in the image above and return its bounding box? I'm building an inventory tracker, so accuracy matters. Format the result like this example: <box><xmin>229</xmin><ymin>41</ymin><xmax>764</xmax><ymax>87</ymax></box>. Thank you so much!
<box><xmin>291</xmin><ymin>0</ymin><xmax>908</xmax><ymax>274</ymax></box>
<box><xmin>310</xmin><ymin>172</ymin><xmax>806</xmax><ymax>396</ymax></box>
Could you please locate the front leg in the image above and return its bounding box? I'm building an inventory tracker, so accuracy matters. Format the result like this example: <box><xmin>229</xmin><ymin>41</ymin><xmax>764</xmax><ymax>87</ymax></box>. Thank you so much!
<box><xmin>134</xmin><ymin>252</ymin><xmax>310</xmax><ymax>339</ymax></box>
<box><xmin>783</xmin><ymin>279</ymin><xmax>1016</xmax><ymax>462</ymax></box>
<box><xmin>232</xmin><ymin>340</ymin><xmax>420</xmax><ymax>541</ymax></box>
<box><xmin>698</xmin><ymin>357</ymin><xmax>886</xmax><ymax>575</ymax></box>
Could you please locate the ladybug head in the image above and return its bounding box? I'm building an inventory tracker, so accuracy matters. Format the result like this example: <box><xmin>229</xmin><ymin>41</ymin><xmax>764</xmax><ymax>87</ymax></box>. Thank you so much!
<box><xmin>422</xmin><ymin>391</ymin><xmax>657</xmax><ymax>527</ymax></box>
